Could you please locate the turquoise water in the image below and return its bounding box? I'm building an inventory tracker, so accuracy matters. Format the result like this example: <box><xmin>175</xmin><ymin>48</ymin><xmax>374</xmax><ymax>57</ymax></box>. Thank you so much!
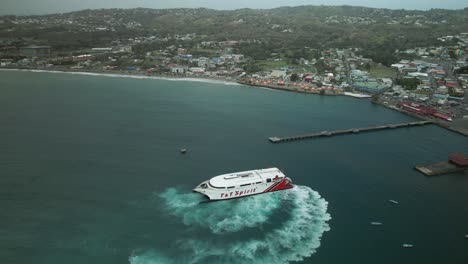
<box><xmin>1</xmin><ymin>70</ymin><xmax>467</xmax><ymax>264</ymax></box>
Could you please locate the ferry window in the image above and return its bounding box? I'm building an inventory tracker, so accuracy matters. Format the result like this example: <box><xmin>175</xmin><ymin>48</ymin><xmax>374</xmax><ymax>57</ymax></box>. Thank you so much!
<box><xmin>256</xmin><ymin>182</ymin><xmax>262</xmax><ymax>184</ymax></box>
<box><xmin>227</xmin><ymin>186</ymin><xmax>235</xmax><ymax>189</ymax></box>
<box><xmin>240</xmin><ymin>183</ymin><xmax>251</xmax><ymax>187</ymax></box>
<box><xmin>266</xmin><ymin>178</ymin><xmax>272</xmax><ymax>183</ymax></box>
<box><xmin>208</xmin><ymin>182</ymin><xmax>225</xmax><ymax>189</ymax></box>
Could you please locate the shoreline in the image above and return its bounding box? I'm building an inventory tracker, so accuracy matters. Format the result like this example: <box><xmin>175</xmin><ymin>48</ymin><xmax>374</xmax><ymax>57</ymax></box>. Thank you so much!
<box><xmin>237</xmin><ymin>80</ymin><xmax>344</xmax><ymax>96</ymax></box>
<box><xmin>3</xmin><ymin>66</ymin><xmax>467</xmax><ymax>137</ymax></box>
<box><xmin>1</xmin><ymin>67</ymin><xmax>343</xmax><ymax>96</ymax></box>
<box><xmin>0</xmin><ymin>67</ymin><xmax>242</xmax><ymax>86</ymax></box>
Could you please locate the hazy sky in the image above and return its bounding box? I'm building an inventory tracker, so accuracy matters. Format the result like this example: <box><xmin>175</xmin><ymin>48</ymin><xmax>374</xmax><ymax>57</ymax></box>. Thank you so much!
<box><xmin>2</xmin><ymin>0</ymin><xmax>467</xmax><ymax>15</ymax></box>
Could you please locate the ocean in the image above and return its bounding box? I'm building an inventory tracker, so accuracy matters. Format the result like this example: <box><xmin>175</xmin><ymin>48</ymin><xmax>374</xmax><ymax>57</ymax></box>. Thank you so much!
<box><xmin>1</xmin><ymin>70</ymin><xmax>467</xmax><ymax>264</ymax></box>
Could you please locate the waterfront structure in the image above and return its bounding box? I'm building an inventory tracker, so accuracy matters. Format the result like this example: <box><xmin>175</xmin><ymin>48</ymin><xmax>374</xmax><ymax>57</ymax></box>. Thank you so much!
<box><xmin>269</xmin><ymin>121</ymin><xmax>433</xmax><ymax>143</ymax></box>
<box><xmin>416</xmin><ymin>153</ymin><xmax>468</xmax><ymax>176</ymax></box>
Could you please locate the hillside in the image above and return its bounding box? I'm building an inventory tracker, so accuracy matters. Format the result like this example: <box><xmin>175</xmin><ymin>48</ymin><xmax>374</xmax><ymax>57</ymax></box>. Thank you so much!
<box><xmin>0</xmin><ymin>6</ymin><xmax>467</xmax><ymax>65</ymax></box>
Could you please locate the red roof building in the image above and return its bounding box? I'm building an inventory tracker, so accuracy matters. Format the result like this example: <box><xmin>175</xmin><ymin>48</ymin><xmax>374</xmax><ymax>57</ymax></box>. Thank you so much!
<box><xmin>449</xmin><ymin>153</ymin><xmax>468</xmax><ymax>167</ymax></box>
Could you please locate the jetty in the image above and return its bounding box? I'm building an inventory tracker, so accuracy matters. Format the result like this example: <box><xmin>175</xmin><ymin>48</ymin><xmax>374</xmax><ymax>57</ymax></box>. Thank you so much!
<box><xmin>415</xmin><ymin>153</ymin><xmax>468</xmax><ymax>176</ymax></box>
<box><xmin>269</xmin><ymin>120</ymin><xmax>433</xmax><ymax>143</ymax></box>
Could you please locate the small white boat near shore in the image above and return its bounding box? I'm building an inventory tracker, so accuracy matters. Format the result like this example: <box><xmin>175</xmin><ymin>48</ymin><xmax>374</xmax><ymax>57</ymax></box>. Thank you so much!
<box><xmin>402</xmin><ymin>244</ymin><xmax>414</xmax><ymax>248</ymax></box>
<box><xmin>370</xmin><ymin>222</ymin><xmax>383</xmax><ymax>226</ymax></box>
<box><xmin>389</xmin><ymin>199</ymin><xmax>399</xmax><ymax>204</ymax></box>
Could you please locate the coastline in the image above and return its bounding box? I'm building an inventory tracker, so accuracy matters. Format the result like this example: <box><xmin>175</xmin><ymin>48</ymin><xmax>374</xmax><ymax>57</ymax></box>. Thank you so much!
<box><xmin>0</xmin><ymin>67</ymin><xmax>343</xmax><ymax>96</ymax></box>
<box><xmin>237</xmin><ymin>80</ymin><xmax>344</xmax><ymax>96</ymax></box>
<box><xmin>3</xmin><ymin>66</ymin><xmax>467</xmax><ymax>137</ymax></box>
<box><xmin>0</xmin><ymin>67</ymin><xmax>242</xmax><ymax>86</ymax></box>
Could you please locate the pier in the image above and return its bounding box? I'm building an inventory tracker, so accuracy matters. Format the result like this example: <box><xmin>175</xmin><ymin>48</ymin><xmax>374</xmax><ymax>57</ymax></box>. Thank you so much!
<box><xmin>415</xmin><ymin>162</ymin><xmax>463</xmax><ymax>176</ymax></box>
<box><xmin>269</xmin><ymin>120</ymin><xmax>433</xmax><ymax>143</ymax></box>
<box><xmin>415</xmin><ymin>153</ymin><xmax>468</xmax><ymax>176</ymax></box>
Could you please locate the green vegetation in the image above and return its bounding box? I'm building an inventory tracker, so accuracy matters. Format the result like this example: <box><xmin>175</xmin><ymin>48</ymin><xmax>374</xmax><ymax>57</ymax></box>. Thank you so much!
<box><xmin>371</xmin><ymin>94</ymin><xmax>380</xmax><ymax>103</ymax></box>
<box><xmin>243</xmin><ymin>61</ymin><xmax>262</xmax><ymax>73</ymax></box>
<box><xmin>455</xmin><ymin>66</ymin><xmax>468</xmax><ymax>74</ymax></box>
<box><xmin>395</xmin><ymin>78</ymin><xmax>421</xmax><ymax>90</ymax></box>
<box><xmin>254</xmin><ymin>60</ymin><xmax>289</xmax><ymax>71</ymax></box>
<box><xmin>290</xmin><ymin>73</ymin><xmax>299</xmax><ymax>82</ymax></box>
<box><xmin>1</xmin><ymin>6</ymin><xmax>466</xmax><ymax>66</ymax></box>
<box><xmin>369</xmin><ymin>63</ymin><xmax>397</xmax><ymax>78</ymax></box>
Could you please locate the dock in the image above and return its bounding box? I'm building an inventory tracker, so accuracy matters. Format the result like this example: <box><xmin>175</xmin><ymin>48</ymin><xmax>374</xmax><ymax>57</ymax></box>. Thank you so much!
<box><xmin>415</xmin><ymin>162</ymin><xmax>464</xmax><ymax>176</ymax></box>
<box><xmin>415</xmin><ymin>153</ymin><xmax>468</xmax><ymax>176</ymax></box>
<box><xmin>269</xmin><ymin>121</ymin><xmax>433</xmax><ymax>143</ymax></box>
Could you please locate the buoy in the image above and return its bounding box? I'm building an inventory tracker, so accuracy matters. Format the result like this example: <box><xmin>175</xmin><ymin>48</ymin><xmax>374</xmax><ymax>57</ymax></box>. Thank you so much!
<box><xmin>180</xmin><ymin>148</ymin><xmax>187</xmax><ymax>154</ymax></box>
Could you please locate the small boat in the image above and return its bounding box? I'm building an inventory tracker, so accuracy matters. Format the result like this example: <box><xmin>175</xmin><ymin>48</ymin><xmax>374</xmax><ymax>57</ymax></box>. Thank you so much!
<box><xmin>389</xmin><ymin>199</ymin><xmax>399</xmax><ymax>204</ymax></box>
<box><xmin>370</xmin><ymin>222</ymin><xmax>383</xmax><ymax>226</ymax></box>
<box><xmin>465</xmin><ymin>235</ymin><xmax>468</xmax><ymax>239</ymax></box>
<box><xmin>180</xmin><ymin>148</ymin><xmax>187</xmax><ymax>154</ymax></box>
<box><xmin>402</xmin><ymin>244</ymin><xmax>414</xmax><ymax>248</ymax></box>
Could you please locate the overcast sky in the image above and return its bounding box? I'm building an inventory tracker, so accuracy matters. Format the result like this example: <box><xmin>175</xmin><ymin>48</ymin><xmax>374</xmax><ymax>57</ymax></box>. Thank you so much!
<box><xmin>2</xmin><ymin>0</ymin><xmax>467</xmax><ymax>15</ymax></box>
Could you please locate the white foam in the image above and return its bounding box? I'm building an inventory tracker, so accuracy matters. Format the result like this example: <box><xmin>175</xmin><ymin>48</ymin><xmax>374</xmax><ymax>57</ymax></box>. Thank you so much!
<box><xmin>131</xmin><ymin>185</ymin><xmax>331</xmax><ymax>264</ymax></box>
<box><xmin>129</xmin><ymin>250</ymin><xmax>173</xmax><ymax>264</ymax></box>
<box><xmin>160</xmin><ymin>187</ymin><xmax>282</xmax><ymax>234</ymax></box>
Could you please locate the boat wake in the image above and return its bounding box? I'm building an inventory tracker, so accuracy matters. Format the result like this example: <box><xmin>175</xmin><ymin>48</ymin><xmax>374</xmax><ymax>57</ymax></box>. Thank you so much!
<box><xmin>129</xmin><ymin>185</ymin><xmax>331</xmax><ymax>264</ymax></box>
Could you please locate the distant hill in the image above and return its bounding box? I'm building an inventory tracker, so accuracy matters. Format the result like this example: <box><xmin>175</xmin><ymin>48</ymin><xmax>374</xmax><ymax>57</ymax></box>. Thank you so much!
<box><xmin>0</xmin><ymin>6</ymin><xmax>466</xmax><ymax>64</ymax></box>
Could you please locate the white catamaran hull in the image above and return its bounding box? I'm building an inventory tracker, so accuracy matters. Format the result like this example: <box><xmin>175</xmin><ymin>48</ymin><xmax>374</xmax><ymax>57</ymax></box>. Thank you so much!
<box><xmin>193</xmin><ymin>168</ymin><xmax>293</xmax><ymax>201</ymax></box>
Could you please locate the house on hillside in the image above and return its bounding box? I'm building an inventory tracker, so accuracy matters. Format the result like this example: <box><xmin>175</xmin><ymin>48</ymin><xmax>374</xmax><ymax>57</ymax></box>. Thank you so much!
<box><xmin>20</xmin><ymin>45</ymin><xmax>51</xmax><ymax>58</ymax></box>
<box><xmin>169</xmin><ymin>64</ymin><xmax>187</xmax><ymax>74</ymax></box>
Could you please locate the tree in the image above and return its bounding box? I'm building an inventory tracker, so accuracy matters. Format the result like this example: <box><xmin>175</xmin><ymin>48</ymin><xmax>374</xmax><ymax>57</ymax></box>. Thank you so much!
<box><xmin>448</xmin><ymin>50</ymin><xmax>457</xmax><ymax>59</ymax></box>
<box><xmin>371</xmin><ymin>94</ymin><xmax>380</xmax><ymax>103</ymax></box>
<box><xmin>244</xmin><ymin>62</ymin><xmax>262</xmax><ymax>73</ymax></box>
<box><xmin>455</xmin><ymin>66</ymin><xmax>468</xmax><ymax>74</ymax></box>
<box><xmin>362</xmin><ymin>62</ymin><xmax>371</xmax><ymax>72</ymax></box>
<box><xmin>395</xmin><ymin>77</ymin><xmax>421</xmax><ymax>90</ymax></box>
<box><xmin>290</xmin><ymin>73</ymin><xmax>299</xmax><ymax>82</ymax></box>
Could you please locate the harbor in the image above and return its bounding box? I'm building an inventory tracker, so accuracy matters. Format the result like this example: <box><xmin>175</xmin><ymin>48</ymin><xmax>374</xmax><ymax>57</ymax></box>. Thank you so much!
<box><xmin>269</xmin><ymin>120</ymin><xmax>433</xmax><ymax>143</ymax></box>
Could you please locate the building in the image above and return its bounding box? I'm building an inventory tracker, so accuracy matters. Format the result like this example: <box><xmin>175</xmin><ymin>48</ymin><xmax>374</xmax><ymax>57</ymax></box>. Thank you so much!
<box><xmin>353</xmin><ymin>81</ymin><xmax>387</xmax><ymax>94</ymax></box>
<box><xmin>20</xmin><ymin>46</ymin><xmax>51</xmax><ymax>58</ymax></box>
<box><xmin>449</xmin><ymin>153</ymin><xmax>468</xmax><ymax>168</ymax></box>
<box><xmin>91</xmin><ymin>47</ymin><xmax>113</xmax><ymax>53</ymax></box>
<box><xmin>270</xmin><ymin>70</ymin><xmax>287</xmax><ymax>79</ymax></box>
<box><xmin>169</xmin><ymin>64</ymin><xmax>186</xmax><ymax>74</ymax></box>
<box><xmin>197</xmin><ymin>57</ymin><xmax>209</xmax><ymax>67</ymax></box>
<box><xmin>189</xmin><ymin>67</ymin><xmax>205</xmax><ymax>74</ymax></box>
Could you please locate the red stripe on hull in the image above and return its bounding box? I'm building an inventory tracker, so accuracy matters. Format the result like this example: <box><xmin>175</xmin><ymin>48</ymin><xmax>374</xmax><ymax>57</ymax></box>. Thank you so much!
<box><xmin>266</xmin><ymin>178</ymin><xmax>294</xmax><ymax>192</ymax></box>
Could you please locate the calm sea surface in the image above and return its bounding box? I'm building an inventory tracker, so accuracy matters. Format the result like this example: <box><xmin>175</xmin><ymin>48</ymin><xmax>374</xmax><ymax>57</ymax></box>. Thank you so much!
<box><xmin>1</xmin><ymin>70</ymin><xmax>467</xmax><ymax>264</ymax></box>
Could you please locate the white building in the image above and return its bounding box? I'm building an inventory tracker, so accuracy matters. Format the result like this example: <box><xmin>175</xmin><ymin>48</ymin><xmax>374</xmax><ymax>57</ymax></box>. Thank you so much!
<box><xmin>189</xmin><ymin>67</ymin><xmax>205</xmax><ymax>74</ymax></box>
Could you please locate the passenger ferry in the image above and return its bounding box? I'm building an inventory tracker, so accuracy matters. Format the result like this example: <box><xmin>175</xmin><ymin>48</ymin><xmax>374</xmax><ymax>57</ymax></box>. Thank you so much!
<box><xmin>193</xmin><ymin>168</ymin><xmax>294</xmax><ymax>201</ymax></box>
